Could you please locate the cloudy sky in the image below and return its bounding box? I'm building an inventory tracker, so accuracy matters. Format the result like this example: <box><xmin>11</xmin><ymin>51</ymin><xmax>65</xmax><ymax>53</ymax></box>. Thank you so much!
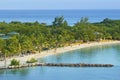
<box><xmin>0</xmin><ymin>0</ymin><xmax>119</xmax><ymax>9</ymax></box>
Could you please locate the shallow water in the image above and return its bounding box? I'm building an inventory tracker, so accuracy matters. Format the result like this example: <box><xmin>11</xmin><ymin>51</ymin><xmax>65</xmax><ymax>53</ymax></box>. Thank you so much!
<box><xmin>39</xmin><ymin>44</ymin><xmax>120</xmax><ymax>66</ymax></box>
<box><xmin>0</xmin><ymin>44</ymin><xmax>120</xmax><ymax>80</ymax></box>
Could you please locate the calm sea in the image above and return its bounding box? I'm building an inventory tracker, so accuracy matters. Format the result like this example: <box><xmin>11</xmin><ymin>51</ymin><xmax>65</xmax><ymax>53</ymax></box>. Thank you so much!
<box><xmin>0</xmin><ymin>10</ymin><xmax>120</xmax><ymax>25</ymax></box>
<box><xmin>0</xmin><ymin>44</ymin><xmax>120</xmax><ymax>80</ymax></box>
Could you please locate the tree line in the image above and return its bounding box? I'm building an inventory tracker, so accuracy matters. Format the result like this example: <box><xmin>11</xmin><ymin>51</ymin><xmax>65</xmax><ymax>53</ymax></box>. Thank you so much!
<box><xmin>0</xmin><ymin>16</ymin><xmax>120</xmax><ymax>58</ymax></box>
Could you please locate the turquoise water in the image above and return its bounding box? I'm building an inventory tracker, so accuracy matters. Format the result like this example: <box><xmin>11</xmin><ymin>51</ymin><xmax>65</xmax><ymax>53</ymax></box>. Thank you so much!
<box><xmin>0</xmin><ymin>44</ymin><xmax>120</xmax><ymax>80</ymax></box>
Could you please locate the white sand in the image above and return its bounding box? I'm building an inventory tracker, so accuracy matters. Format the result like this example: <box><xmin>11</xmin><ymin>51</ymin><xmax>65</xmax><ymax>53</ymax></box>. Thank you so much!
<box><xmin>0</xmin><ymin>41</ymin><xmax>120</xmax><ymax>67</ymax></box>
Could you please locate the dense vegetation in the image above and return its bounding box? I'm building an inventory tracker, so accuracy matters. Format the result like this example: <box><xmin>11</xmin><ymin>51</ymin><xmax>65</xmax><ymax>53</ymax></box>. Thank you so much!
<box><xmin>10</xmin><ymin>59</ymin><xmax>20</xmax><ymax>66</ymax></box>
<box><xmin>26</xmin><ymin>58</ymin><xmax>37</xmax><ymax>63</ymax></box>
<box><xmin>0</xmin><ymin>17</ymin><xmax>120</xmax><ymax>58</ymax></box>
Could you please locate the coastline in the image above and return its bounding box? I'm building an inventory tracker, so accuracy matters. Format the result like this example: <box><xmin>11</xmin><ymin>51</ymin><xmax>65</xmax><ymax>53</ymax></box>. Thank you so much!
<box><xmin>0</xmin><ymin>40</ymin><xmax>120</xmax><ymax>68</ymax></box>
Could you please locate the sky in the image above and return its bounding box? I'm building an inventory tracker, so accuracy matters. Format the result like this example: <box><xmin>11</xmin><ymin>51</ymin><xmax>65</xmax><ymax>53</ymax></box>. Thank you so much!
<box><xmin>0</xmin><ymin>0</ymin><xmax>120</xmax><ymax>10</ymax></box>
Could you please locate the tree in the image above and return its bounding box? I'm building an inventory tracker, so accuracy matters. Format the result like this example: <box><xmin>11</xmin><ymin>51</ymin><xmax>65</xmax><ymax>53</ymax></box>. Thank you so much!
<box><xmin>80</xmin><ymin>17</ymin><xmax>89</xmax><ymax>24</ymax></box>
<box><xmin>19</xmin><ymin>35</ymin><xmax>33</xmax><ymax>54</ymax></box>
<box><xmin>26</xmin><ymin>58</ymin><xmax>37</xmax><ymax>63</ymax></box>
<box><xmin>10</xmin><ymin>59</ymin><xmax>20</xmax><ymax>66</ymax></box>
<box><xmin>0</xmin><ymin>17</ymin><xmax>120</xmax><ymax>58</ymax></box>
<box><xmin>52</xmin><ymin>16</ymin><xmax>67</xmax><ymax>27</ymax></box>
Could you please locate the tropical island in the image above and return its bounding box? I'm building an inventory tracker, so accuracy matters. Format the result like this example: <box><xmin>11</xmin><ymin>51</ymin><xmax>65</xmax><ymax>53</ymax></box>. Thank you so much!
<box><xmin>0</xmin><ymin>17</ymin><xmax>120</xmax><ymax>68</ymax></box>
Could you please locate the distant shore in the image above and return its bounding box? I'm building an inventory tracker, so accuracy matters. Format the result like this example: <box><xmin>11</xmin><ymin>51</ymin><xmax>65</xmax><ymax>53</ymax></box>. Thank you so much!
<box><xmin>0</xmin><ymin>40</ymin><xmax>120</xmax><ymax>68</ymax></box>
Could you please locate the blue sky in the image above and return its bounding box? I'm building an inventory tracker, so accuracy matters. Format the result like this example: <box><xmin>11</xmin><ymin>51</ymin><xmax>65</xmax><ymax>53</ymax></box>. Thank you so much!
<box><xmin>0</xmin><ymin>0</ymin><xmax>119</xmax><ymax>9</ymax></box>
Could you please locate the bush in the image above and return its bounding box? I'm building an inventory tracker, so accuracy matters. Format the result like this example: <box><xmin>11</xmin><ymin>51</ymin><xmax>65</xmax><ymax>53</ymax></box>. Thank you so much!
<box><xmin>10</xmin><ymin>59</ymin><xmax>20</xmax><ymax>66</ymax></box>
<box><xmin>26</xmin><ymin>58</ymin><xmax>37</xmax><ymax>63</ymax></box>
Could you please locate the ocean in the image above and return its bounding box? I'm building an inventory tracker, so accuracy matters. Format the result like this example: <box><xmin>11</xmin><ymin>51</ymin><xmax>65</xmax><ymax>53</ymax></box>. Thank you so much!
<box><xmin>0</xmin><ymin>10</ymin><xmax>120</xmax><ymax>25</ymax></box>
<box><xmin>0</xmin><ymin>44</ymin><xmax>120</xmax><ymax>80</ymax></box>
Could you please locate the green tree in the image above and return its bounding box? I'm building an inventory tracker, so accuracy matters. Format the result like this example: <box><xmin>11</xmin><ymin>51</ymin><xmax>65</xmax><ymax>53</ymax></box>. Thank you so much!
<box><xmin>10</xmin><ymin>59</ymin><xmax>20</xmax><ymax>66</ymax></box>
<box><xmin>52</xmin><ymin>16</ymin><xmax>67</xmax><ymax>27</ymax></box>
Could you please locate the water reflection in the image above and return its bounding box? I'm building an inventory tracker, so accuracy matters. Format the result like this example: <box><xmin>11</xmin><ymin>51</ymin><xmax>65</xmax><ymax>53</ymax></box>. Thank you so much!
<box><xmin>10</xmin><ymin>68</ymin><xmax>29</xmax><ymax>76</ymax></box>
<box><xmin>0</xmin><ymin>70</ymin><xmax>4</xmax><ymax>75</ymax></box>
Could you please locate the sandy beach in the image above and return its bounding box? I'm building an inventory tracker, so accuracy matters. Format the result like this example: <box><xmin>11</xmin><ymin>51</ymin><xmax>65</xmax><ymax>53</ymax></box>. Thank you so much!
<box><xmin>0</xmin><ymin>40</ymin><xmax>120</xmax><ymax>67</ymax></box>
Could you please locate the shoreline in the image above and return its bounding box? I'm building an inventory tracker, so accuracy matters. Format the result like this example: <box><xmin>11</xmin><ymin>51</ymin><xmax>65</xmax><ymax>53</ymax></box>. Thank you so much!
<box><xmin>0</xmin><ymin>40</ymin><xmax>120</xmax><ymax>67</ymax></box>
